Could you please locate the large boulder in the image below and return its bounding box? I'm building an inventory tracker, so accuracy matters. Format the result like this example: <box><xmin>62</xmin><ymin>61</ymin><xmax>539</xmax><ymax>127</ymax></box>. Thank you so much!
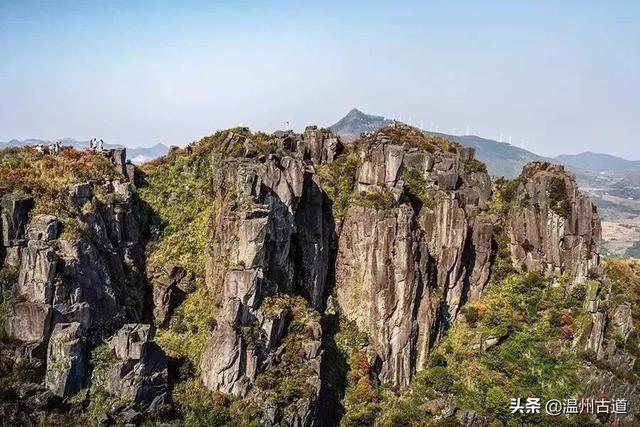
<box><xmin>4</xmin><ymin>302</ymin><xmax>53</xmax><ymax>351</ymax></box>
<box><xmin>106</xmin><ymin>148</ymin><xmax>127</xmax><ymax>177</ymax></box>
<box><xmin>26</xmin><ymin>215</ymin><xmax>59</xmax><ymax>242</ymax></box>
<box><xmin>104</xmin><ymin>324</ymin><xmax>168</xmax><ymax>408</ymax></box>
<box><xmin>301</xmin><ymin>126</ymin><xmax>343</xmax><ymax>164</ymax></box>
<box><xmin>151</xmin><ymin>265</ymin><xmax>190</xmax><ymax>328</ymax></box>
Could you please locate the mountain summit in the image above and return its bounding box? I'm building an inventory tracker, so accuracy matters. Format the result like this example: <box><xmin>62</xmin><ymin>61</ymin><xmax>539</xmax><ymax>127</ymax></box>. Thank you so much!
<box><xmin>329</xmin><ymin>108</ymin><xmax>392</xmax><ymax>141</ymax></box>
<box><xmin>329</xmin><ymin>109</ymin><xmax>549</xmax><ymax>177</ymax></box>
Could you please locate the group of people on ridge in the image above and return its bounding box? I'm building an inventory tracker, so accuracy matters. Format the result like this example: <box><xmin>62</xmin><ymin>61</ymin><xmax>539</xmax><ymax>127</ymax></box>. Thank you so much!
<box><xmin>89</xmin><ymin>138</ymin><xmax>105</xmax><ymax>152</ymax></box>
<box><xmin>35</xmin><ymin>141</ymin><xmax>62</xmax><ymax>156</ymax></box>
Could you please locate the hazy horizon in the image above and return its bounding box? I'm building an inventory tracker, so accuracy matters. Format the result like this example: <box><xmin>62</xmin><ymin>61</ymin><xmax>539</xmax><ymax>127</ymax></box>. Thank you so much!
<box><xmin>2</xmin><ymin>1</ymin><xmax>639</xmax><ymax>159</ymax></box>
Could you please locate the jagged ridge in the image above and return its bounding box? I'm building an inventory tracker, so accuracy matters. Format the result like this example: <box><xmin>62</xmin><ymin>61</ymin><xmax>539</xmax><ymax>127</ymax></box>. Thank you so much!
<box><xmin>0</xmin><ymin>122</ymin><xmax>638</xmax><ymax>426</ymax></box>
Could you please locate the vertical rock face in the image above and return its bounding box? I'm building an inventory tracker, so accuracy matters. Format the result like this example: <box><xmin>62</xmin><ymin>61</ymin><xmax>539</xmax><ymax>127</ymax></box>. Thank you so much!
<box><xmin>45</xmin><ymin>322</ymin><xmax>86</xmax><ymax>397</ymax></box>
<box><xmin>201</xmin><ymin>129</ymin><xmax>338</xmax><ymax>424</ymax></box>
<box><xmin>2</xmin><ymin>149</ymin><xmax>145</xmax><ymax>379</ymax></box>
<box><xmin>2</xmin><ymin>129</ymin><xmax>628</xmax><ymax>425</ymax></box>
<box><xmin>335</xmin><ymin>125</ymin><xmax>495</xmax><ymax>388</ymax></box>
<box><xmin>1</xmin><ymin>195</ymin><xmax>35</xmax><ymax>266</ymax></box>
<box><xmin>336</xmin><ymin>204</ymin><xmax>422</xmax><ymax>387</ymax></box>
<box><xmin>104</xmin><ymin>324</ymin><xmax>168</xmax><ymax>408</ymax></box>
<box><xmin>1</xmin><ymin>194</ymin><xmax>34</xmax><ymax>247</ymax></box>
<box><xmin>507</xmin><ymin>162</ymin><xmax>601</xmax><ymax>283</ymax></box>
<box><xmin>302</xmin><ymin>126</ymin><xmax>343</xmax><ymax>165</ymax></box>
<box><xmin>5</xmin><ymin>215</ymin><xmax>59</xmax><ymax>355</ymax></box>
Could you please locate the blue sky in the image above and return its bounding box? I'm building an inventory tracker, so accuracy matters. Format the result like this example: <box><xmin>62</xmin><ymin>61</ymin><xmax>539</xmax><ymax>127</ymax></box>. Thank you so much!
<box><xmin>1</xmin><ymin>1</ymin><xmax>639</xmax><ymax>158</ymax></box>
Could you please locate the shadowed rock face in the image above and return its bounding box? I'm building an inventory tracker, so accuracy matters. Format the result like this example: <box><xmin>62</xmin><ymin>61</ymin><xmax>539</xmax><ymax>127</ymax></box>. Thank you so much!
<box><xmin>508</xmin><ymin>162</ymin><xmax>601</xmax><ymax>283</ymax></box>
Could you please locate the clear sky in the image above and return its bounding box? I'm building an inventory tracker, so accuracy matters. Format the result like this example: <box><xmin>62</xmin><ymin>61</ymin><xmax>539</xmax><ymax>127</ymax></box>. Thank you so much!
<box><xmin>1</xmin><ymin>1</ymin><xmax>639</xmax><ymax>158</ymax></box>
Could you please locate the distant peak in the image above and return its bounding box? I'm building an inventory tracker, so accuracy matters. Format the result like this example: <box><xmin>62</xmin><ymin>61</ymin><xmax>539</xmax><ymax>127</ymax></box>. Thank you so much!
<box><xmin>346</xmin><ymin>108</ymin><xmax>365</xmax><ymax>116</ymax></box>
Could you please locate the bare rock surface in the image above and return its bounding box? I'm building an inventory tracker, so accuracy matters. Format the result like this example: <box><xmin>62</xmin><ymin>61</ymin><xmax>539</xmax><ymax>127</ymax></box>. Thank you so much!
<box><xmin>45</xmin><ymin>322</ymin><xmax>86</xmax><ymax>397</ymax></box>
<box><xmin>335</xmin><ymin>125</ymin><xmax>495</xmax><ymax>388</ymax></box>
<box><xmin>104</xmin><ymin>323</ymin><xmax>168</xmax><ymax>408</ymax></box>
<box><xmin>508</xmin><ymin>162</ymin><xmax>601</xmax><ymax>283</ymax></box>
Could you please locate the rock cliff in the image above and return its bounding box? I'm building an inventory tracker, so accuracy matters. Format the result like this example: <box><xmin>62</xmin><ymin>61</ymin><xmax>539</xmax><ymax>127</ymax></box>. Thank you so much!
<box><xmin>0</xmin><ymin>125</ymin><xmax>637</xmax><ymax>426</ymax></box>
<box><xmin>333</xmin><ymin>126</ymin><xmax>494</xmax><ymax>388</ymax></box>
<box><xmin>508</xmin><ymin>162</ymin><xmax>601</xmax><ymax>283</ymax></box>
<box><xmin>197</xmin><ymin>129</ymin><xmax>332</xmax><ymax>424</ymax></box>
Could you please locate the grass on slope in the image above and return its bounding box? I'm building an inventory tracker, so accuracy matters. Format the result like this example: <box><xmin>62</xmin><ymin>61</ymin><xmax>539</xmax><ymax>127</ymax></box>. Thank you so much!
<box><xmin>378</xmin><ymin>271</ymin><xmax>597</xmax><ymax>427</ymax></box>
<box><xmin>138</xmin><ymin>133</ymin><xmax>229</xmax><ymax>370</ymax></box>
<box><xmin>0</xmin><ymin>146</ymin><xmax>121</xmax><ymax>237</ymax></box>
<box><xmin>379</xmin><ymin>126</ymin><xmax>458</xmax><ymax>153</ymax></box>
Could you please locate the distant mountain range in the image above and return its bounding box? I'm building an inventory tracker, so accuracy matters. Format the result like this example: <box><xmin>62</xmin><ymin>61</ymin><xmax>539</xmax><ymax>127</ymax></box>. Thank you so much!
<box><xmin>329</xmin><ymin>108</ymin><xmax>393</xmax><ymax>142</ymax></box>
<box><xmin>554</xmin><ymin>152</ymin><xmax>640</xmax><ymax>173</ymax></box>
<box><xmin>329</xmin><ymin>108</ymin><xmax>640</xmax><ymax>178</ymax></box>
<box><xmin>329</xmin><ymin>108</ymin><xmax>640</xmax><ymax>258</ymax></box>
<box><xmin>330</xmin><ymin>108</ymin><xmax>552</xmax><ymax>178</ymax></box>
<box><xmin>0</xmin><ymin>138</ymin><xmax>169</xmax><ymax>164</ymax></box>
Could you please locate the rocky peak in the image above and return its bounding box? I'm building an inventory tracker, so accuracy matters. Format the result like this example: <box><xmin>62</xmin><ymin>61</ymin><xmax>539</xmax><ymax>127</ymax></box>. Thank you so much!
<box><xmin>335</xmin><ymin>123</ymin><xmax>494</xmax><ymax>387</ymax></box>
<box><xmin>330</xmin><ymin>108</ymin><xmax>393</xmax><ymax>142</ymax></box>
<box><xmin>508</xmin><ymin>160</ymin><xmax>601</xmax><ymax>283</ymax></box>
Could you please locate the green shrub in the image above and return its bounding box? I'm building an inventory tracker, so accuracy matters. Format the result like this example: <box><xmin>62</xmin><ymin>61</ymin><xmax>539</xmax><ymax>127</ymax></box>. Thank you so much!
<box><xmin>351</xmin><ymin>189</ymin><xmax>396</xmax><ymax>210</ymax></box>
<box><xmin>429</xmin><ymin>353</ymin><xmax>448</xmax><ymax>368</ymax></box>
<box><xmin>422</xmin><ymin>366</ymin><xmax>454</xmax><ymax>394</ymax></box>
<box><xmin>462</xmin><ymin>305</ymin><xmax>480</xmax><ymax>328</ymax></box>
<box><xmin>463</xmin><ymin>158</ymin><xmax>487</xmax><ymax>174</ymax></box>
<box><xmin>402</xmin><ymin>167</ymin><xmax>435</xmax><ymax>208</ymax></box>
<box><xmin>172</xmin><ymin>379</ymin><xmax>232</xmax><ymax>426</ymax></box>
<box><xmin>316</xmin><ymin>149</ymin><xmax>358</xmax><ymax>219</ymax></box>
<box><xmin>341</xmin><ymin>403</ymin><xmax>381</xmax><ymax>427</ymax></box>
<box><xmin>566</xmin><ymin>284</ymin><xmax>586</xmax><ymax>308</ymax></box>
<box><xmin>156</xmin><ymin>285</ymin><xmax>215</xmax><ymax>370</ymax></box>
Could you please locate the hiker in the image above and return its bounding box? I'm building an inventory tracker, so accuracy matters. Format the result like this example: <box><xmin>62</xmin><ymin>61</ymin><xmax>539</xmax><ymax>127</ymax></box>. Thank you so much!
<box><xmin>35</xmin><ymin>144</ymin><xmax>44</xmax><ymax>154</ymax></box>
<box><xmin>89</xmin><ymin>138</ymin><xmax>96</xmax><ymax>151</ymax></box>
<box><xmin>48</xmin><ymin>143</ymin><xmax>55</xmax><ymax>156</ymax></box>
<box><xmin>98</xmin><ymin>139</ymin><xmax>104</xmax><ymax>152</ymax></box>
<box><xmin>54</xmin><ymin>141</ymin><xmax>62</xmax><ymax>155</ymax></box>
